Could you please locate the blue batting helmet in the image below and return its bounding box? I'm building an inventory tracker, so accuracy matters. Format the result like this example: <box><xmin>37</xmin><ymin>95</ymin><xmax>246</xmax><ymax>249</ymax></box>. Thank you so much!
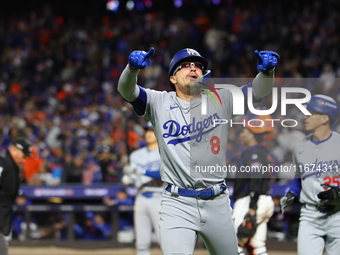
<box><xmin>306</xmin><ymin>94</ymin><xmax>339</xmax><ymax>124</ymax></box>
<box><xmin>168</xmin><ymin>48</ymin><xmax>208</xmax><ymax>91</ymax></box>
<box><xmin>143</xmin><ymin>121</ymin><xmax>154</xmax><ymax>131</ymax></box>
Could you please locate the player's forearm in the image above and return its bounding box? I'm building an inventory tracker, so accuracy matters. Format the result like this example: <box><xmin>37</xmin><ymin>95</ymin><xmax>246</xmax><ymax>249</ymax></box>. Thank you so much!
<box><xmin>117</xmin><ymin>65</ymin><xmax>140</xmax><ymax>102</ymax></box>
<box><xmin>252</xmin><ymin>72</ymin><xmax>274</xmax><ymax>100</ymax></box>
<box><xmin>144</xmin><ymin>169</ymin><xmax>161</xmax><ymax>179</ymax></box>
<box><xmin>288</xmin><ymin>177</ymin><xmax>302</xmax><ymax>197</ymax></box>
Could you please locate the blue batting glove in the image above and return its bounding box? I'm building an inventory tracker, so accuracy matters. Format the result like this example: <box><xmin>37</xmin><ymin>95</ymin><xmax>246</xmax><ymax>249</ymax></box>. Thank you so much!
<box><xmin>128</xmin><ymin>47</ymin><xmax>155</xmax><ymax>70</ymax></box>
<box><xmin>254</xmin><ymin>50</ymin><xmax>280</xmax><ymax>75</ymax></box>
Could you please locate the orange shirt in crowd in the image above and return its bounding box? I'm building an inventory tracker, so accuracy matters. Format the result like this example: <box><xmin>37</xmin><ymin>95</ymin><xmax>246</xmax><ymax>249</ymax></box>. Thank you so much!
<box><xmin>22</xmin><ymin>145</ymin><xmax>43</xmax><ymax>182</ymax></box>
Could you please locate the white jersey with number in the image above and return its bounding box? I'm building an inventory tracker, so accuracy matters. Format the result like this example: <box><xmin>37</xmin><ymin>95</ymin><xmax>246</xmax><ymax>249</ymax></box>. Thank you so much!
<box><xmin>139</xmin><ymin>88</ymin><xmax>233</xmax><ymax>189</ymax></box>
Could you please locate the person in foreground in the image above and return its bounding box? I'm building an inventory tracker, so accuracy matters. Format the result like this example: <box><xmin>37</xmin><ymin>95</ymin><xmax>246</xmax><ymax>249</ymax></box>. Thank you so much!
<box><xmin>118</xmin><ymin>47</ymin><xmax>279</xmax><ymax>255</ymax></box>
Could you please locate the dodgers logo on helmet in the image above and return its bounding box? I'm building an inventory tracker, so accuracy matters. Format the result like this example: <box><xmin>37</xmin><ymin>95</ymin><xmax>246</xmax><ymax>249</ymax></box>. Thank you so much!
<box><xmin>306</xmin><ymin>94</ymin><xmax>339</xmax><ymax>124</ymax></box>
<box><xmin>186</xmin><ymin>49</ymin><xmax>200</xmax><ymax>55</ymax></box>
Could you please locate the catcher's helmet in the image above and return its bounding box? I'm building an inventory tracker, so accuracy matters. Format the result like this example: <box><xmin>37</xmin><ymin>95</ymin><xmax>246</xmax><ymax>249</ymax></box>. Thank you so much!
<box><xmin>168</xmin><ymin>48</ymin><xmax>208</xmax><ymax>91</ymax></box>
<box><xmin>245</xmin><ymin>114</ymin><xmax>275</xmax><ymax>140</ymax></box>
<box><xmin>306</xmin><ymin>94</ymin><xmax>339</xmax><ymax>124</ymax></box>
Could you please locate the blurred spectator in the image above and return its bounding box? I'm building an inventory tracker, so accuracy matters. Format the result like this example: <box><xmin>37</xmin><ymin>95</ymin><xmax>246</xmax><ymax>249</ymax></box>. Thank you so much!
<box><xmin>82</xmin><ymin>158</ymin><xmax>102</xmax><ymax>185</ymax></box>
<box><xmin>12</xmin><ymin>195</ymin><xmax>37</xmax><ymax>241</ymax></box>
<box><xmin>103</xmin><ymin>189</ymin><xmax>134</xmax><ymax>231</ymax></box>
<box><xmin>81</xmin><ymin>211</ymin><xmax>103</xmax><ymax>240</ymax></box>
<box><xmin>22</xmin><ymin>145</ymin><xmax>43</xmax><ymax>185</ymax></box>
<box><xmin>96</xmin><ymin>145</ymin><xmax>120</xmax><ymax>183</ymax></box>
<box><xmin>61</xmin><ymin>154</ymin><xmax>86</xmax><ymax>184</ymax></box>
<box><xmin>110</xmin><ymin>121</ymin><xmax>141</xmax><ymax>152</ymax></box>
<box><xmin>55</xmin><ymin>211</ymin><xmax>113</xmax><ymax>241</ymax></box>
<box><xmin>45</xmin><ymin>120</ymin><xmax>62</xmax><ymax>149</ymax></box>
<box><xmin>318</xmin><ymin>63</ymin><xmax>336</xmax><ymax>94</ymax></box>
<box><xmin>53</xmin><ymin>213</ymin><xmax>83</xmax><ymax>240</ymax></box>
<box><xmin>92</xmin><ymin>213</ymin><xmax>112</xmax><ymax>240</ymax></box>
<box><xmin>39</xmin><ymin>164</ymin><xmax>63</xmax><ymax>186</ymax></box>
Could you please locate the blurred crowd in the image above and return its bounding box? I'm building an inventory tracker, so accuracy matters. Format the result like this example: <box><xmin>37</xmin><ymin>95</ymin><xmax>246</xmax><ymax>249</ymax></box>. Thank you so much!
<box><xmin>12</xmin><ymin>189</ymin><xmax>135</xmax><ymax>241</ymax></box>
<box><xmin>2</xmin><ymin>0</ymin><xmax>340</xmax><ymax>243</ymax></box>
<box><xmin>1</xmin><ymin>0</ymin><xmax>340</xmax><ymax>187</ymax></box>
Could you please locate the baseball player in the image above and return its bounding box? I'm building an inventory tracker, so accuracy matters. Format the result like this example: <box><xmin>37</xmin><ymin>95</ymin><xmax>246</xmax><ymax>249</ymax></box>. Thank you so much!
<box><xmin>232</xmin><ymin>114</ymin><xmax>275</xmax><ymax>255</ymax></box>
<box><xmin>118</xmin><ymin>47</ymin><xmax>279</xmax><ymax>255</ymax></box>
<box><xmin>120</xmin><ymin>122</ymin><xmax>163</xmax><ymax>255</ymax></box>
<box><xmin>280</xmin><ymin>94</ymin><xmax>340</xmax><ymax>255</ymax></box>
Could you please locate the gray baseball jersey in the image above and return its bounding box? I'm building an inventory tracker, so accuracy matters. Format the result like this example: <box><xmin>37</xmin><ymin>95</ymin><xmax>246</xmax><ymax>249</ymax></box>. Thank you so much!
<box><xmin>130</xmin><ymin>147</ymin><xmax>163</xmax><ymax>193</ymax></box>
<box><xmin>293</xmin><ymin>132</ymin><xmax>340</xmax><ymax>206</ymax></box>
<box><xmin>292</xmin><ymin>131</ymin><xmax>340</xmax><ymax>255</ymax></box>
<box><xmin>140</xmin><ymin>88</ymin><xmax>233</xmax><ymax>189</ymax></box>
<box><xmin>131</xmin><ymin>86</ymin><xmax>240</xmax><ymax>255</ymax></box>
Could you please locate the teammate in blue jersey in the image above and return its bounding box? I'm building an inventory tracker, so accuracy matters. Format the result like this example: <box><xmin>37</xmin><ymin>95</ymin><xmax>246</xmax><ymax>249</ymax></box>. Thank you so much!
<box><xmin>118</xmin><ymin>47</ymin><xmax>279</xmax><ymax>255</ymax></box>
<box><xmin>232</xmin><ymin>114</ymin><xmax>276</xmax><ymax>255</ymax></box>
<box><xmin>120</xmin><ymin>122</ymin><xmax>163</xmax><ymax>255</ymax></box>
<box><xmin>280</xmin><ymin>94</ymin><xmax>340</xmax><ymax>255</ymax></box>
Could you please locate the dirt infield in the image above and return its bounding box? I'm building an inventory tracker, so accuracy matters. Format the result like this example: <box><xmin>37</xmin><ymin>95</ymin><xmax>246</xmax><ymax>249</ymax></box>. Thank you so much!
<box><xmin>8</xmin><ymin>247</ymin><xmax>298</xmax><ymax>255</ymax></box>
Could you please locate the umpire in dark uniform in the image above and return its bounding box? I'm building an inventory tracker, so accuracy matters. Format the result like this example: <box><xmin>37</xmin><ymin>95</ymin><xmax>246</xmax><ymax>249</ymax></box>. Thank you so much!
<box><xmin>0</xmin><ymin>137</ymin><xmax>32</xmax><ymax>255</ymax></box>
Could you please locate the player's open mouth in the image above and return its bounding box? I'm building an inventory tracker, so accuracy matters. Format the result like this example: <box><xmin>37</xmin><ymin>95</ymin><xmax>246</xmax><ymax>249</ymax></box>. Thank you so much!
<box><xmin>187</xmin><ymin>74</ymin><xmax>198</xmax><ymax>80</ymax></box>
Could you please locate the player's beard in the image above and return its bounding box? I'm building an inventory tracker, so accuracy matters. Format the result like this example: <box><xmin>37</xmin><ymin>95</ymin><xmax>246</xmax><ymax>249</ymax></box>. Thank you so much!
<box><xmin>188</xmin><ymin>80</ymin><xmax>202</xmax><ymax>98</ymax></box>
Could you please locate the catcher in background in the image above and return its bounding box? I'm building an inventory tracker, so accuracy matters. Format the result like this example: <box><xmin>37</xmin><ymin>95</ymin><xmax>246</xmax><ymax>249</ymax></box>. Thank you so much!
<box><xmin>232</xmin><ymin>114</ymin><xmax>275</xmax><ymax>255</ymax></box>
<box><xmin>119</xmin><ymin>122</ymin><xmax>163</xmax><ymax>255</ymax></box>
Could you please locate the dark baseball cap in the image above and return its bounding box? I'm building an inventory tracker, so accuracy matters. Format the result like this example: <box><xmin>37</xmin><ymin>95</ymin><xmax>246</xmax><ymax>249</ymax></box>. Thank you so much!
<box><xmin>11</xmin><ymin>137</ymin><xmax>33</xmax><ymax>157</ymax></box>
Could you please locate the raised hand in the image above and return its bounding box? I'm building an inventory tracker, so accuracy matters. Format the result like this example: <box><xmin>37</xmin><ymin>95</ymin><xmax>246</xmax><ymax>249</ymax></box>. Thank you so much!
<box><xmin>254</xmin><ymin>50</ymin><xmax>280</xmax><ymax>75</ymax></box>
<box><xmin>128</xmin><ymin>47</ymin><xmax>155</xmax><ymax>70</ymax></box>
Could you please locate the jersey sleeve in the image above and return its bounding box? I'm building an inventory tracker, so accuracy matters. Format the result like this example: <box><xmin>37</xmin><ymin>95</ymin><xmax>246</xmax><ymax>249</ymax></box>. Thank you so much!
<box><xmin>240</xmin><ymin>83</ymin><xmax>262</xmax><ymax>115</ymax></box>
<box><xmin>288</xmin><ymin>148</ymin><xmax>302</xmax><ymax>197</ymax></box>
<box><xmin>117</xmin><ymin>65</ymin><xmax>164</xmax><ymax>122</ymax></box>
<box><xmin>144</xmin><ymin>169</ymin><xmax>161</xmax><ymax>179</ymax></box>
<box><xmin>129</xmin><ymin>87</ymin><xmax>169</xmax><ymax>123</ymax></box>
<box><xmin>288</xmin><ymin>177</ymin><xmax>302</xmax><ymax>197</ymax></box>
<box><xmin>251</xmin><ymin>72</ymin><xmax>275</xmax><ymax>100</ymax></box>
